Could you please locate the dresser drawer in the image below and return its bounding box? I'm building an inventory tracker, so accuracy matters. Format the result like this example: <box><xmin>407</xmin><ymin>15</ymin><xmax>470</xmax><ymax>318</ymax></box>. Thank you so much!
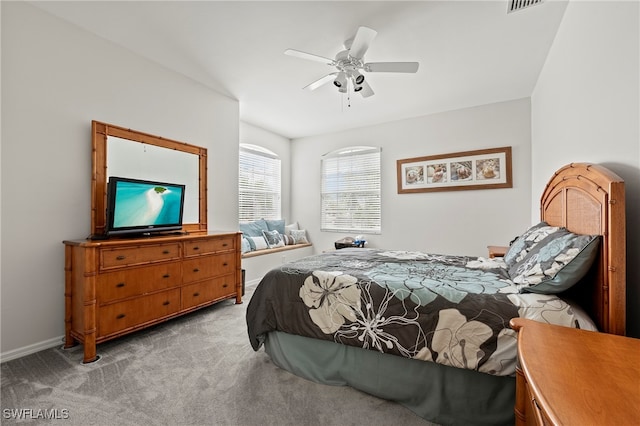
<box><xmin>97</xmin><ymin>262</ymin><xmax>181</xmax><ymax>303</ymax></box>
<box><xmin>181</xmin><ymin>275</ymin><xmax>236</xmax><ymax>310</ymax></box>
<box><xmin>526</xmin><ymin>382</ymin><xmax>553</xmax><ymax>426</ymax></box>
<box><xmin>98</xmin><ymin>289</ymin><xmax>180</xmax><ymax>337</ymax></box>
<box><xmin>100</xmin><ymin>243</ymin><xmax>181</xmax><ymax>270</ymax></box>
<box><xmin>183</xmin><ymin>236</ymin><xmax>235</xmax><ymax>257</ymax></box>
<box><xmin>182</xmin><ymin>253</ymin><xmax>236</xmax><ymax>283</ymax></box>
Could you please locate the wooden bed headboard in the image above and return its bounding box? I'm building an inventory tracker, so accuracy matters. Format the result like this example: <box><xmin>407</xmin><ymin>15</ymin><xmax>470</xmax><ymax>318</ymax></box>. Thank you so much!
<box><xmin>540</xmin><ymin>163</ymin><xmax>626</xmax><ymax>335</ymax></box>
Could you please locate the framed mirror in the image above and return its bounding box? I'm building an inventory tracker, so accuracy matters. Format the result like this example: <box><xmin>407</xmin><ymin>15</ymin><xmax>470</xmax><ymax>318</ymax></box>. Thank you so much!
<box><xmin>91</xmin><ymin>120</ymin><xmax>207</xmax><ymax>236</ymax></box>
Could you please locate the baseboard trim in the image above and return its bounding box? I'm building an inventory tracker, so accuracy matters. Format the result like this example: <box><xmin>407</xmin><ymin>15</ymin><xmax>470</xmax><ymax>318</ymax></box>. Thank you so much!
<box><xmin>0</xmin><ymin>335</ymin><xmax>64</xmax><ymax>363</ymax></box>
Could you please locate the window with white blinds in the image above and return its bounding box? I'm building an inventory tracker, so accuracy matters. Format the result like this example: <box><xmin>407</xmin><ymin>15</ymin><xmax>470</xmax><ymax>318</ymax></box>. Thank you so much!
<box><xmin>239</xmin><ymin>144</ymin><xmax>281</xmax><ymax>222</ymax></box>
<box><xmin>321</xmin><ymin>146</ymin><xmax>381</xmax><ymax>233</ymax></box>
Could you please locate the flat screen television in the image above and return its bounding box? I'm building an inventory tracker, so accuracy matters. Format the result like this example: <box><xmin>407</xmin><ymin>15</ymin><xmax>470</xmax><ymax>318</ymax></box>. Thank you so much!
<box><xmin>105</xmin><ymin>176</ymin><xmax>186</xmax><ymax>237</ymax></box>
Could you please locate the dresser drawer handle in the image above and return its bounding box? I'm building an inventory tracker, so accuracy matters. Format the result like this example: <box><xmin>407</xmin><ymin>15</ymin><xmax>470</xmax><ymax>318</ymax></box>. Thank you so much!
<box><xmin>116</xmin><ymin>283</ymin><xmax>125</xmax><ymax>288</ymax></box>
<box><xmin>222</xmin><ymin>262</ymin><xmax>228</xmax><ymax>267</ymax></box>
<box><xmin>193</xmin><ymin>268</ymin><xmax>200</xmax><ymax>273</ymax></box>
<box><xmin>162</xmin><ymin>274</ymin><xmax>170</xmax><ymax>278</ymax></box>
<box><xmin>162</xmin><ymin>250</ymin><xmax>170</xmax><ymax>254</ymax></box>
<box><xmin>116</xmin><ymin>314</ymin><xmax>125</xmax><ymax>319</ymax></box>
<box><xmin>162</xmin><ymin>301</ymin><xmax>170</xmax><ymax>306</ymax></box>
<box><xmin>532</xmin><ymin>397</ymin><xmax>542</xmax><ymax>410</ymax></box>
<box><xmin>222</xmin><ymin>243</ymin><xmax>228</xmax><ymax>247</ymax></box>
<box><xmin>193</xmin><ymin>292</ymin><xmax>200</xmax><ymax>297</ymax></box>
<box><xmin>192</xmin><ymin>246</ymin><xmax>200</xmax><ymax>251</ymax></box>
<box><xmin>116</xmin><ymin>255</ymin><xmax>126</xmax><ymax>260</ymax></box>
<box><xmin>222</xmin><ymin>283</ymin><xmax>228</xmax><ymax>288</ymax></box>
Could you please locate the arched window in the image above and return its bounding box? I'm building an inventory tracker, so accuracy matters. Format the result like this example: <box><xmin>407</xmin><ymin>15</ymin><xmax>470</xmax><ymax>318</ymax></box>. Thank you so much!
<box><xmin>239</xmin><ymin>144</ymin><xmax>281</xmax><ymax>222</ymax></box>
<box><xmin>321</xmin><ymin>146</ymin><xmax>381</xmax><ymax>233</ymax></box>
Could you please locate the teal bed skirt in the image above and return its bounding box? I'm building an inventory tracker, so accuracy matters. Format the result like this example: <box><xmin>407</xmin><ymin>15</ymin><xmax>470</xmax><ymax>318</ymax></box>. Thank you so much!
<box><xmin>264</xmin><ymin>331</ymin><xmax>515</xmax><ymax>426</ymax></box>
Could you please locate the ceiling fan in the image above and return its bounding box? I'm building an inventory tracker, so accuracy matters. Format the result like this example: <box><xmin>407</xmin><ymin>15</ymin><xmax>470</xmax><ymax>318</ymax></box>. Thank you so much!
<box><xmin>285</xmin><ymin>26</ymin><xmax>419</xmax><ymax>98</ymax></box>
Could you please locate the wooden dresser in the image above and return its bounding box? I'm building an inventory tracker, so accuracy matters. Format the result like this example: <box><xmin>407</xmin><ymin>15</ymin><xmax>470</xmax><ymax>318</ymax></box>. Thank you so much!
<box><xmin>63</xmin><ymin>231</ymin><xmax>242</xmax><ymax>363</ymax></box>
<box><xmin>510</xmin><ymin>318</ymin><xmax>640</xmax><ymax>425</ymax></box>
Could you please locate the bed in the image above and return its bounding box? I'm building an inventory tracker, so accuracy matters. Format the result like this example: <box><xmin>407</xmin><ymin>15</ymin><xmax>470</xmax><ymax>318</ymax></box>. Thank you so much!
<box><xmin>246</xmin><ymin>163</ymin><xmax>626</xmax><ymax>426</ymax></box>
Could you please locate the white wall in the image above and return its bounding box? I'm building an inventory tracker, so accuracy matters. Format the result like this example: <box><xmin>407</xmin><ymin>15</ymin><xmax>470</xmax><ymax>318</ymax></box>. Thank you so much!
<box><xmin>531</xmin><ymin>0</ymin><xmax>639</xmax><ymax>336</ymax></box>
<box><xmin>1</xmin><ymin>2</ymin><xmax>240</xmax><ymax>359</ymax></box>
<box><xmin>291</xmin><ymin>98</ymin><xmax>533</xmax><ymax>257</ymax></box>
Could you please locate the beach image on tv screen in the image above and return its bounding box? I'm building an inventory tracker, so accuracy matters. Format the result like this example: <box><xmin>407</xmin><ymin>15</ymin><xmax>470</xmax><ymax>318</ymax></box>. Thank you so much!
<box><xmin>113</xmin><ymin>181</ymin><xmax>183</xmax><ymax>227</ymax></box>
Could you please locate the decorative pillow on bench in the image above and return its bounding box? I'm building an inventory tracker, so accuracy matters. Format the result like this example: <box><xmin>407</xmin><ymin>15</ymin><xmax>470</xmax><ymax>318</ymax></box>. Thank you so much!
<box><xmin>239</xmin><ymin>220</ymin><xmax>268</xmax><ymax>253</ymax></box>
<box><xmin>265</xmin><ymin>219</ymin><xmax>285</xmax><ymax>235</ymax></box>
<box><xmin>290</xmin><ymin>229</ymin><xmax>309</xmax><ymax>244</ymax></box>
<box><xmin>239</xmin><ymin>219</ymin><xmax>269</xmax><ymax>238</ymax></box>
<box><xmin>240</xmin><ymin>220</ymin><xmax>309</xmax><ymax>253</ymax></box>
<box><xmin>249</xmin><ymin>236</ymin><xmax>268</xmax><ymax>251</ymax></box>
<box><xmin>262</xmin><ymin>229</ymin><xmax>285</xmax><ymax>248</ymax></box>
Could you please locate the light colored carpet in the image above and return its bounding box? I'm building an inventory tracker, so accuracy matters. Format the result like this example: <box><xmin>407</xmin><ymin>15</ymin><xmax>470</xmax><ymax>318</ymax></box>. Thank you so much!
<box><xmin>1</xmin><ymin>285</ymin><xmax>432</xmax><ymax>425</ymax></box>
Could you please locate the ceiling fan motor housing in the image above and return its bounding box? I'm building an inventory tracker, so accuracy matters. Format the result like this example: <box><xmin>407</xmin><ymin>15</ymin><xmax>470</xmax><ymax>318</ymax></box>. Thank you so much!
<box><xmin>333</xmin><ymin>50</ymin><xmax>366</xmax><ymax>88</ymax></box>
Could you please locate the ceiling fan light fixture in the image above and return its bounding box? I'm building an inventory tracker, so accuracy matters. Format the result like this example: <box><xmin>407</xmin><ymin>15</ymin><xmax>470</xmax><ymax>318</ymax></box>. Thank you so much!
<box><xmin>333</xmin><ymin>72</ymin><xmax>347</xmax><ymax>88</ymax></box>
<box><xmin>352</xmin><ymin>71</ymin><xmax>365</xmax><ymax>85</ymax></box>
<box><xmin>350</xmin><ymin>75</ymin><xmax>363</xmax><ymax>92</ymax></box>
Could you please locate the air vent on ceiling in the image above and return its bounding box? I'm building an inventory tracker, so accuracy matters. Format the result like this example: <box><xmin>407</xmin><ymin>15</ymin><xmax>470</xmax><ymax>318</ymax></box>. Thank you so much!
<box><xmin>507</xmin><ymin>0</ymin><xmax>544</xmax><ymax>13</ymax></box>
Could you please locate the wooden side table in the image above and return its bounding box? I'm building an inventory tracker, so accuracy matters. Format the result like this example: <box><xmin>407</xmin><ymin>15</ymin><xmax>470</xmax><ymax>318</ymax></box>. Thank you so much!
<box><xmin>510</xmin><ymin>318</ymin><xmax>640</xmax><ymax>425</ymax></box>
<box><xmin>487</xmin><ymin>245</ymin><xmax>508</xmax><ymax>258</ymax></box>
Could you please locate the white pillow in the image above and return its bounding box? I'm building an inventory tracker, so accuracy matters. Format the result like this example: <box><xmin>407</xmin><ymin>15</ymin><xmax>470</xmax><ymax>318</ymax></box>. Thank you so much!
<box><xmin>250</xmin><ymin>236</ymin><xmax>268</xmax><ymax>250</ymax></box>
<box><xmin>284</xmin><ymin>222</ymin><xmax>299</xmax><ymax>235</ymax></box>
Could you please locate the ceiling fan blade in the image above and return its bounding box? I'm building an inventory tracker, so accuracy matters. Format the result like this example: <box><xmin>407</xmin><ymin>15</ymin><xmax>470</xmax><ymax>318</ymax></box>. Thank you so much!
<box><xmin>285</xmin><ymin>49</ymin><xmax>335</xmax><ymax>65</ymax></box>
<box><xmin>303</xmin><ymin>73</ymin><xmax>337</xmax><ymax>91</ymax></box>
<box><xmin>365</xmin><ymin>62</ymin><xmax>420</xmax><ymax>73</ymax></box>
<box><xmin>348</xmin><ymin>26</ymin><xmax>377</xmax><ymax>59</ymax></box>
<box><xmin>358</xmin><ymin>81</ymin><xmax>375</xmax><ymax>98</ymax></box>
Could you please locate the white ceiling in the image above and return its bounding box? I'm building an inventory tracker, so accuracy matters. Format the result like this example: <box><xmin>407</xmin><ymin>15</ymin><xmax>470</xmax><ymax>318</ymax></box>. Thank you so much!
<box><xmin>31</xmin><ymin>0</ymin><xmax>568</xmax><ymax>139</ymax></box>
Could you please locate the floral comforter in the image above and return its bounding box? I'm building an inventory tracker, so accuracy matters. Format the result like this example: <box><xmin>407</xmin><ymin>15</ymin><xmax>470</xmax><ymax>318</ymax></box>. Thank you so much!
<box><xmin>246</xmin><ymin>248</ymin><xmax>588</xmax><ymax>377</ymax></box>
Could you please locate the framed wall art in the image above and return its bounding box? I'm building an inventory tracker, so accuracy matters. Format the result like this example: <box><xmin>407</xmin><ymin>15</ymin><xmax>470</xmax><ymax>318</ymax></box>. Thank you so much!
<box><xmin>397</xmin><ymin>146</ymin><xmax>512</xmax><ymax>193</ymax></box>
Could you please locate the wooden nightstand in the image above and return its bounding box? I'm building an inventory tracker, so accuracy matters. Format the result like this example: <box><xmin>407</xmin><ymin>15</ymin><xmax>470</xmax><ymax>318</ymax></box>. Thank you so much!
<box><xmin>487</xmin><ymin>245</ymin><xmax>508</xmax><ymax>258</ymax></box>
<box><xmin>510</xmin><ymin>318</ymin><xmax>640</xmax><ymax>426</ymax></box>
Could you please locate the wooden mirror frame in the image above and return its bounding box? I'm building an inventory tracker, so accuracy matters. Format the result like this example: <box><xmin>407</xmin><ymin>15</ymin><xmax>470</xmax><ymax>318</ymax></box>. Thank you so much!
<box><xmin>91</xmin><ymin>120</ymin><xmax>208</xmax><ymax>236</ymax></box>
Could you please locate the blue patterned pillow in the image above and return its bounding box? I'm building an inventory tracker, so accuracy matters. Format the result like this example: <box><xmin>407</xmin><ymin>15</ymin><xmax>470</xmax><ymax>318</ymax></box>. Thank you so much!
<box><xmin>503</xmin><ymin>222</ymin><xmax>560</xmax><ymax>268</ymax></box>
<box><xmin>262</xmin><ymin>230</ymin><xmax>285</xmax><ymax>248</ymax></box>
<box><xmin>509</xmin><ymin>229</ymin><xmax>600</xmax><ymax>294</ymax></box>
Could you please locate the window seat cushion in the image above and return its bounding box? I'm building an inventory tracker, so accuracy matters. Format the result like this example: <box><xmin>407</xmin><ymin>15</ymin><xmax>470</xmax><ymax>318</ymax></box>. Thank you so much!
<box><xmin>242</xmin><ymin>242</ymin><xmax>312</xmax><ymax>258</ymax></box>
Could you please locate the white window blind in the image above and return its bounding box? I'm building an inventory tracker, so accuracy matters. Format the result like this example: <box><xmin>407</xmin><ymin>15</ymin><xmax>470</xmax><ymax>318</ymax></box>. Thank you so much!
<box><xmin>321</xmin><ymin>146</ymin><xmax>381</xmax><ymax>233</ymax></box>
<box><xmin>239</xmin><ymin>144</ymin><xmax>281</xmax><ymax>222</ymax></box>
